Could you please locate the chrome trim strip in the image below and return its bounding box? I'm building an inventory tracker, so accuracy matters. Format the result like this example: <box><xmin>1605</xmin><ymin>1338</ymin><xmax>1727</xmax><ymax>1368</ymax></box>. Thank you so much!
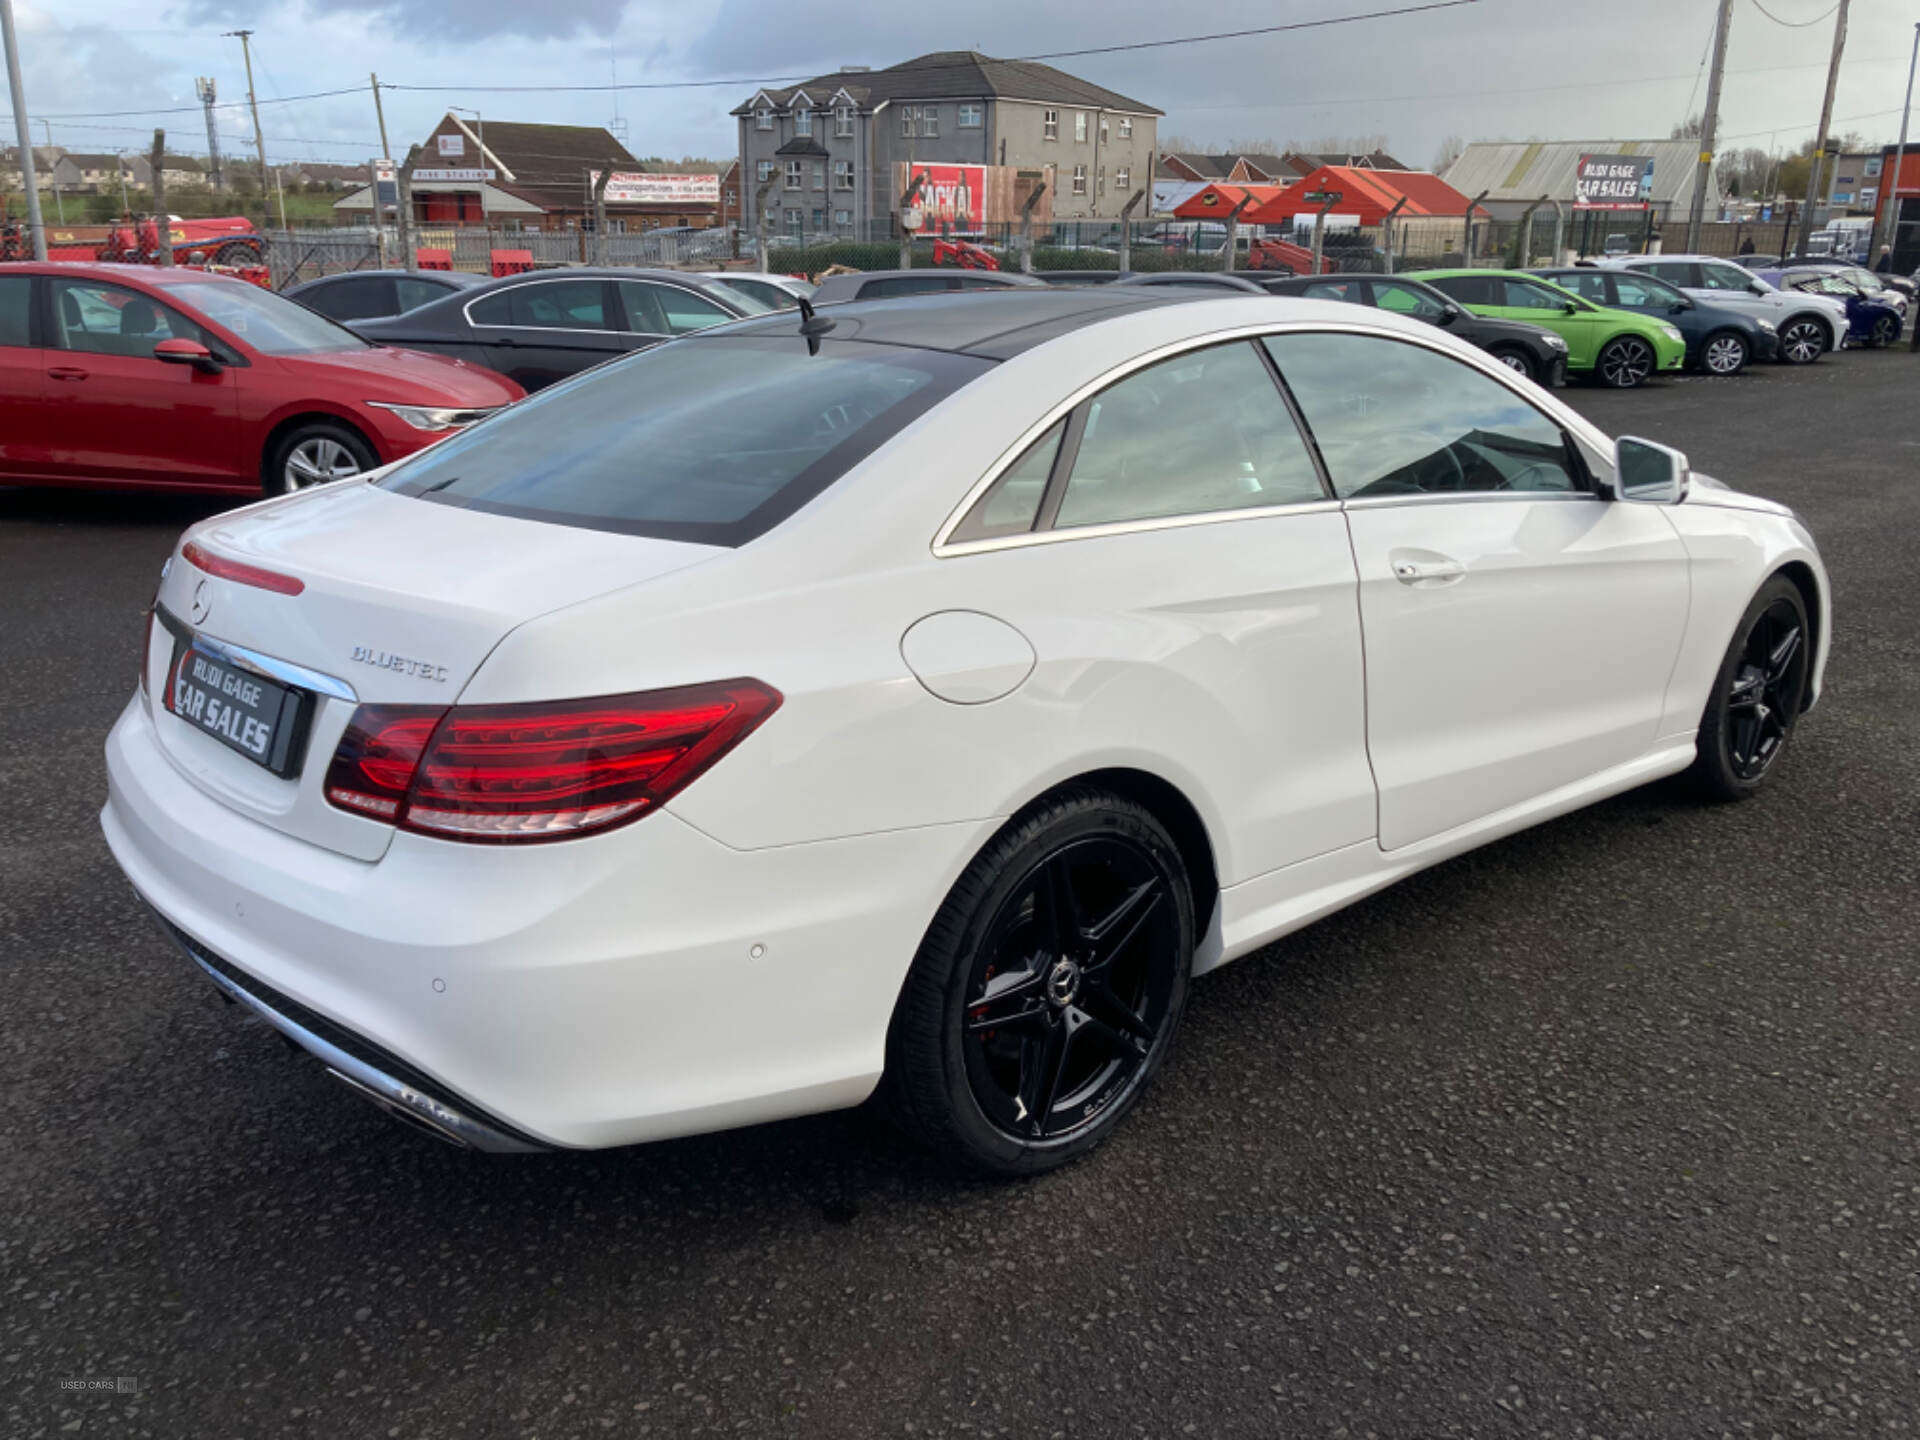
<box><xmin>930</xmin><ymin>315</ymin><xmax>1609</xmax><ymax>557</ymax></box>
<box><xmin>937</xmin><ymin>499</ymin><xmax>1345</xmax><ymax>556</ymax></box>
<box><xmin>1340</xmin><ymin>491</ymin><xmax>1602</xmax><ymax>511</ymax></box>
<box><xmin>165</xmin><ymin>935</ymin><xmax>546</xmax><ymax>1154</ymax></box>
<box><xmin>189</xmin><ymin>630</ymin><xmax>359</xmax><ymax>703</ymax></box>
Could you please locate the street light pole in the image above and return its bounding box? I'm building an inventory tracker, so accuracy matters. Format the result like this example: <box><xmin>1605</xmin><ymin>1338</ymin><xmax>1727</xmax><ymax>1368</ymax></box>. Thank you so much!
<box><xmin>451</xmin><ymin>107</ymin><xmax>488</xmax><ymax>230</ymax></box>
<box><xmin>225</xmin><ymin>30</ymin><xmax>271</xmax><ymax>224</ymax></box>
<box><xmin>1686</xmin><ymin>0</ymin><xmax>1734</xmax><ymax>253</ymax></box>
<box><xmin>0</xmin><ymin>0</ymin><xmax>48</xmax><ymax>259</ymax></box>
<box><xmin>1877</xmin><ymin>23</ymin><xmax>1920</xmax><ymax>264</ymax></box>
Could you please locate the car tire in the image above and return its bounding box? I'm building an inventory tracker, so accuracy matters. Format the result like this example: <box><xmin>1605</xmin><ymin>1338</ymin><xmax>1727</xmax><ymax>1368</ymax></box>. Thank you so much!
<box><xmin>1687</xmin><ymin>575</ymin><xmax>1812</xmax><ymax>802</ymax></box>
<box><xmin>1595</xmin><ymin>335</ymin><xmax>1655</xmax><ymax>388</ymax></box>
<box><xmin>1777</xmin><ymin>316</ymin><xmax>1827</xmax><ymax>364</ymax></box>
<box><xmin>1700</xmin><ymin>330</ymin><xmax>1750</xmax><ymax>376</ymax></box>
<box><xmin>1489</xmin><ymin>346</ymin><xmax>1536</xmax><ymax>382</ymax></box>
<box><xmin>265</xmin><ymin>420</ymin><xmax>376</xmax><ymax>496</ymax></box>
<box><xmin>881</xmin><ymin>787</ymin><xmax>1195</xmax><ymax>1176</ymax></box>
<box><xmin>1868</xmin><ymin>313</ymin><xmax>1901</xmax><ymax>347</ymax></box>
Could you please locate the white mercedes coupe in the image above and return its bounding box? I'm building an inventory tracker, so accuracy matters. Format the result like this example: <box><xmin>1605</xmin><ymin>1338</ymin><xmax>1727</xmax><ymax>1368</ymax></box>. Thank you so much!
<box><xmin>103</xmin><ymin>288</ymin><xmax>1828</xmax><ymax>1174</ymax></box>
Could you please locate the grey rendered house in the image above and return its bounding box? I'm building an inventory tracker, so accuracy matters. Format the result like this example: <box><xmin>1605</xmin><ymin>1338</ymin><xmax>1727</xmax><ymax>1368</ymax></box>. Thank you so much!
<box><xmin>733</xmin><ymin>50</ymin><xmax>1161</xmax><ymax>240</ymax></box>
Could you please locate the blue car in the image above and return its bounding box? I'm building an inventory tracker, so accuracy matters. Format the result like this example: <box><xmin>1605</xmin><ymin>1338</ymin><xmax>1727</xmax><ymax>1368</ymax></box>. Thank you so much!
<box><xmin>1529</xmin><ymin>266</ymin><xmax>1778</xmax><ymax>376</ymax></box>
<box><xmin>1759</xmin><ymin>267</ymin><xmax>1904</xmax><ymax>347</ymax></box>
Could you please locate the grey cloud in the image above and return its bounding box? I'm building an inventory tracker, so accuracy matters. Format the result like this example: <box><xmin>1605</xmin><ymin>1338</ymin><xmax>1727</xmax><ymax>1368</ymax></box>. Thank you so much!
<box><xmin>182</xmin><ymin>0</ymin><xmax>631</xmax><ymax>43</ymax></box>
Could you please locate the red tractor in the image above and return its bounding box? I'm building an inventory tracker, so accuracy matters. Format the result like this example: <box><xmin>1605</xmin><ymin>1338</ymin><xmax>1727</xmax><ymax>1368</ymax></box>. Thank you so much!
<box><xmin>930</xmin><ymin>237</ymin><xmax>1001</xmax><ymax>271</ymax></box>
<box><xmin>2</xmin><ymin>209</ymin><xmax>271</xmax><ymax>286</ymax></box>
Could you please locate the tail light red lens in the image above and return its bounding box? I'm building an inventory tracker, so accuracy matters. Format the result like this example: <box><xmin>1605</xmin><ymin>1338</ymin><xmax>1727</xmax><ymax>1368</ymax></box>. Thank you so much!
<box><xmin>323</xmin><ymin>680</ymin><xmax>780</xmax><ymax>844</ymax></box>
<box><xmin>182</xmin><ymin>539</ymin><xmax>306</xmax><ymax>596</ymax></box>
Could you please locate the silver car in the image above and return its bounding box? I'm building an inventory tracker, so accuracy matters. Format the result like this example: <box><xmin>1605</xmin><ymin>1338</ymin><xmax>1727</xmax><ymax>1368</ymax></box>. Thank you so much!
<box><xmin>1600</xmin><ymin>253</ymin><xmax>1847</xmax><ymax>365</ymax></box>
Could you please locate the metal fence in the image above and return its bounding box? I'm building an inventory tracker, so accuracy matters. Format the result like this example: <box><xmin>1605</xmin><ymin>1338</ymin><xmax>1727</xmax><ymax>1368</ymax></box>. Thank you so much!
<box><xmin>262</xmin><ymin>224</ymin><xmax>739</xmax><ymax>288</ymax></box>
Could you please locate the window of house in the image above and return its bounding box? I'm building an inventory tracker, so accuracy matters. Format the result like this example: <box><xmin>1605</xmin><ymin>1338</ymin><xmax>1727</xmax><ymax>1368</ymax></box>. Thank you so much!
<box><xmin>901</xmin><ymin>107</ymin><xmax>916</xmax><ymax>138</ymax></box>
<box><xmin>811</xmin><ymin>208</ymin><xmax>827</xmax><ymax>231</ymax></box>
<box><xmin>785</xmin><ymin>160</ymin><xmax>802</xmax><ymax>190</ymax></box>
<box><xmin>1055</xmin><ymin>342</ymin><xmax>1325</xmax><ymax>528</ymax></box>
<box><xmin>795</xmin><ymin>108</ymin><xmax>813</xmax><ymax>137</ymax></box>
<box><xmin>959</xmin><ymin>103</ymin><xmax>983</xmax><ymax>128</ymax></box>
<box><xmin>1097</xmin><ymin>166</ymin><xmax>1105</xmax><ymax>196</ymax></box>
<box><xmin>1099</xmin><ymin>117</ymin><xmax>1109</xmax><ymax>144</ymax></box>
<box><xmin>782</xmin><ymin>207</ymin><xmax>803</xmax><ymax>231</ymax></box>
<box><xmin>835</xmin><ymin>106</ymin><xmax>854</xmax><ymax>137</ymax></box>
<box><xmin>756</xmin><ymin>160</ymin><xmax>775</xmax><ymax>184</ymax></box>
<box><xmin>1043</xmin><ymin>109</ymin><xmax>1058</xmax><ymax>141</ymax></box>
<box><xmin>1075</xmin><ymin>112</ymin><xmax>1088</xmax><ymax>143</ymax></box>
<box><xmin>812</xmin><ymin>161</ymin><xmax>826</xmax><ymax>190</ymax></box>
<box><xmin>725</xmin><ymin>189</ymin><xmax>737</xmax><ymax>207</ymax></box>
<box><xmin>1116</xmin><ymin>166</ymin><xmax>1130</xmax><ymax>192</ymax></box>
<box><xmin>1119</xmin><ymin>117</ymin><xmax>1133</xmax><ymax>138</ymax></box>
<box><xmin>834</xmin><ymin>209</ymin><xmax>853</xmax><ymax>229</ymax></box>
<box><xmin>1263</xmin><ymin>333</ymin><xmax>1579</xmax><ymax>500</ymax></box>
<box><xmin>1071</xmin><ymin>164</ymin><xmax>1087</xmax><ymax>196</ymax></box>
<box><xmin>921</xmin><ymin>106</ymin><xmax>940</xmax><ymax>138</ymax></box>
<box><xmin>755</xmin><ymin>108</ymin><xmax>773</xmax><ymax>131</ymax></box>
<box><xmin>833</xmin><ymin>160</ymin><xmax>854</xmax><ymax>190</ymax></box>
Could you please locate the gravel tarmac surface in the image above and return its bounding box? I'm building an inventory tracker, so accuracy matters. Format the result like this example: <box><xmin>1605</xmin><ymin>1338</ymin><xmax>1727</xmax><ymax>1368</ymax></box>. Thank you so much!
<box><xmin>2</xmin><ymin>345</ymin><xmax>1916</xmax><ymax>1439</ymax></box>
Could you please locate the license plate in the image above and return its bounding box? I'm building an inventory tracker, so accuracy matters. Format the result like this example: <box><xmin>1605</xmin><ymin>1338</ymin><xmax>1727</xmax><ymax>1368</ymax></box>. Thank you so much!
<box><xmin>164</xmin><ymin>637</ymin><xmax>312</xmax><ymax>778</ymax></box>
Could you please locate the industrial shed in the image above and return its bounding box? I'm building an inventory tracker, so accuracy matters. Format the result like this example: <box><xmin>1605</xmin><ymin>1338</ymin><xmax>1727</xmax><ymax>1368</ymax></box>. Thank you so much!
<box><xmin>1439</xmin><ymin>139</ymin><xmax>1721</xmax><ymax>224</ymax></box>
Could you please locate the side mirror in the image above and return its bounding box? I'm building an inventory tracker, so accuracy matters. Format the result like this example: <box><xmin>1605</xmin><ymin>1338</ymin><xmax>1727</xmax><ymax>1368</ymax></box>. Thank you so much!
<box><xmin>1562</xmin><ymin>300</ymin><xmax>1579</xmax><ymax>313</ymax></box>
<box><xmin>1668</xmin><ymin>299</ymin><xmax>1692</xmax><ymax>313</ymax></box>
<box><xmin>1613</xmin><ymin>435</ymin><xmax>1690</xmax><ymax>505</ymax></box>
<box><xmin>1438</xmin><ymin>303</ymin><xmax>1461</xmax><ymax>326</ymax></box>
<box><xmin>1748</xmin><ymin>281</ymin><xmax>1768</xmax><ymax>295</ymax></box>
<box><xmin>154</xmin><ymin>337</ymin><xmax>221</xmax><ymax>374</ymax></box>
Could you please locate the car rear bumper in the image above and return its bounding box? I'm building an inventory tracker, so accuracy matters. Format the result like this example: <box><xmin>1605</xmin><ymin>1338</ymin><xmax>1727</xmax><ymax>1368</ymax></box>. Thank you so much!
<box><xmin>103</xmin><ymin>694</ymin><xmax>992</xmax><ymax>1150</ymax></box>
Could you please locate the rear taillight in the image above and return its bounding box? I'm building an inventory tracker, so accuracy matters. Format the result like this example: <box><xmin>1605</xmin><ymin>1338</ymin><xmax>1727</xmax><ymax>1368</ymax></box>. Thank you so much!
<box><xmin>323</xmin><ymin>680</ymin><xmax>780</xmax><ymax>844</ymax></box>
<box><xmin>139</xmin><ymin>606</ymin><xmax>155</xmax><ymax>695</ymax></box>
<box><xmin>182</xmin><ymin>539</ymin><xmax>305</xmax><ymax>596</ymax></box>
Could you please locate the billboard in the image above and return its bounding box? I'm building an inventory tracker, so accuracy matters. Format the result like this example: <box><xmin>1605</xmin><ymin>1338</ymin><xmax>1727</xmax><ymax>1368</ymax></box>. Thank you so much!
<box><xmin>900</xmin><ymin>163</ymin><xmax>987</xmax><ymax>231</ymax></box>
<box><xmin>437</xmin><ymin>133</ymin><xmax>465</xmax><ymax>158</ymax></box>
<box><xmin>1575</xmin><ymin>154</ymin><xmax>1655</xmax><ymax>210</ymax></box>
<box><xmin>592</xmin><ymin>172</ymin><xmax>721</xmax><ymax>205</ymax></box>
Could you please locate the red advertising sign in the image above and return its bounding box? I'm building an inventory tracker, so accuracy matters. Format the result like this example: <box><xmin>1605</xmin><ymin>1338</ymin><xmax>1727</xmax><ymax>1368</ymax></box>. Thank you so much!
<box><xmin>903</xmin><ymin>163</ymin><xmax>986</xmax><ymax>231</ymax></box>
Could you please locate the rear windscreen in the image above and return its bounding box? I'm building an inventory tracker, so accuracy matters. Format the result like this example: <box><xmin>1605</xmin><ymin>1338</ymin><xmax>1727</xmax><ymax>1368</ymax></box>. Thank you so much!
<box><xmin>381</xmin><ymin>335</ymin><xmax>992</xmax><ymax>546</ymax></box>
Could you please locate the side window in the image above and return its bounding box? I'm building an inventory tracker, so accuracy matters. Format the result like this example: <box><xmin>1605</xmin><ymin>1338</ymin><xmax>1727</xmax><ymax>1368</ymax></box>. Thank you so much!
<box><xmin>1500</xmin><ymin>278</ymin><xmax>1567</xmax><ymax>310</ymax></box>
<box><xmin>1644</xmin><ymin>261</ymin><xmax>1697</xmax><ymax>287</ymax></box>
<box><xmin>470</xmin><ymin>280</ymin><xmax>610</xmax><ymax>330</ymax></box>
<box><xmin>641</xmin><ymin>284</ymin><xmax>735</xmax><ymax>335</ymax></box>
<box><xmin>1299</xmin><ymin>279</ymin><xmax>1365</xmax><ymax>303</ymax></box>
<box><xmin>863</xmin><ymin>275</ymin><xmax>955</xmax><ymax>299</ymax></box>
<box><xmin>1697</xmin><ymin>262</ymin><xmax>1752</xmax><ymax>292</ymax></box>
<box><xmin>1426</xmin><ymin>274</ymin><xmax>1496</xmax><ymax>306</ymax></box>
<box><xmin>1609</xmin><ymin>273</ymin><xmax>1670</xmax><ymax>307</ymax></box>
<box><xmin>1265</xmin><ymin>333</ymin><xmax>1581</xmax><ymax>500</ymax></box>
<box><xmin>1055</xmin><ymin>341</ymin><xmax>1325</xmax><ymax>529</ymax></box>
<box><xmin>0</xmin><ymin>275</ymin><xmax>32</xmax><ymax>346</ymax></box>
<box><xmin>306</xmin><ymin>275</ymin><xmax>395</xmax><ymax>321</ymax></box>
<box><xmin>49</xmin><ymin>279</ymin><xmax>203</xmax><ymax>357</ymax></box>
<box><xmin>394</xmin><ymin>277</ymin><xmax>452</xmax><ymax>313</ymax></box>
<box><xmin>1555</xmin><ymin>271</ymin><xmax>1612</xmax><ymax>305</ymax></box>
<box><xmin>1369</xmin><ymin>280</ymin><xmax>1448</xmax><ymax>320</ymax></box>
<box><xmin>948</xmin><ymin>420</ymin><xmax>1065</xmax><ymax>543</ymax></box>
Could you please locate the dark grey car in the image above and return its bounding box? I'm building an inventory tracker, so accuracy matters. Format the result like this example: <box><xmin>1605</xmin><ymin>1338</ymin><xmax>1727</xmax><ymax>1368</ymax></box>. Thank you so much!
<box><xmin>283</xmin><ymin>269</ymin><xmax>486</xmax><ymax>324</ymax></box>
<box><xmin>347</xmin><ymin>269</ymin><xmax>760</xmax><ymax>391</ymax></box>
<box><xmin>810</xmin><ymin>269</ymin><xmax>1047</xmax><ymax>304</ymax></box>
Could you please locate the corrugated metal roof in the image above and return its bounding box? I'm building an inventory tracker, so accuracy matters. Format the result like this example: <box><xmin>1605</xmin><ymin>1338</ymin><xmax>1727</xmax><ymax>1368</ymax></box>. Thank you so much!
<box><xmin>1441</xmin><ymin>140</ymin><xmax>1717</xmax><ymax>206</ymax></box>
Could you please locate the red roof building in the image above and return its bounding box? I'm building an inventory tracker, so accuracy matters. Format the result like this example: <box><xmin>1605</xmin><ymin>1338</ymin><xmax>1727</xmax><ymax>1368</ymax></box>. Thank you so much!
<box><xmin>1247</xmin><ymin>165</ymin><xmax>1488</xmax><ymax>225</ymax></box>
<box><xmin>1171</xmin><ymin>183</ymin><xmax>1288</xmax><ymax>219</ymax></box>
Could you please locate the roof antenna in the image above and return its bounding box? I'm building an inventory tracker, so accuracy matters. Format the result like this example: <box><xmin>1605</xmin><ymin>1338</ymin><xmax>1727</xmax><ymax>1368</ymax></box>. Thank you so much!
<box><xmin>795</xmin><ymin>293</ymin><xmax>836</xmax><ymax>352</ymax></box>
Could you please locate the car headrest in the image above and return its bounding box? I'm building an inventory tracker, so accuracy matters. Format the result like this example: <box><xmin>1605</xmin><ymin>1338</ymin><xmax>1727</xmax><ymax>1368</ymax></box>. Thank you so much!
<box><xmin>60</xmin><ymin>291</ymin><xmax>81</xmax><ymax>327</ymax></box>
<box><xmin>119</xmin><ymin>299</ymin><xmax>161</xmax><ymax>336</ymax></box>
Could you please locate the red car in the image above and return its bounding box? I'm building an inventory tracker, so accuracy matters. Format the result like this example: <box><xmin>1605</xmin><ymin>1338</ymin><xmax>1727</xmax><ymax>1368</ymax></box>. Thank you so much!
<box><xmin>0</xmin><ymin>262</ymin><xmax>523</xmax><ymax>495</ymax></box>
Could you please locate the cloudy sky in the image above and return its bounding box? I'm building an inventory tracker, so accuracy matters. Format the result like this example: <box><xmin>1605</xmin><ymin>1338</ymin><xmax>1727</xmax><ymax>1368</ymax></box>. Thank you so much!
<box><xmin>12</xmin><ymin>0</ymin><xmax>1920</xmax><ymax>172</ymax></box>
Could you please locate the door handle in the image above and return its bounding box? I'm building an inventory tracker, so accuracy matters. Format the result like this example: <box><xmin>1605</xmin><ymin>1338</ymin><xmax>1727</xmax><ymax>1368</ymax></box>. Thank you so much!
<box><xmin>1392</xmin><ymin>557</ymin><xmax>1466</xmax><ymax>585</ymax></box>
<box><xmin>47</xmin><ymin>366</ymin><xmax>89</xmax><ymax>382</ymax></box>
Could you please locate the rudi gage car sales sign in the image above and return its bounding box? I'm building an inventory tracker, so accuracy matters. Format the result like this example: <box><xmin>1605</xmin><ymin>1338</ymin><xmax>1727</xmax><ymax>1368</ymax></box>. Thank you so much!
<box><xmin>1575</xmin><ymin>154</ymin><xmax>1655</xmax><ymax>210</ymax></box>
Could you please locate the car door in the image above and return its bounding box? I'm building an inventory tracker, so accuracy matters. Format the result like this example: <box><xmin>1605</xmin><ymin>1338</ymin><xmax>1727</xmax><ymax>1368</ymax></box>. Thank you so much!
<box><xmin>0</xmin><ymin>273</ymin><xmax>48</xmax><ymax>480</ymax></box>
<box><xmin>1496</xmin><ymin>276</ymin><xmax>1607</xmax><ymax>367</ymax></box>
<box><xmin>41</xmin><ymin>275</ymin><xmax>243</xmax><ymax>486</ymax></box>
<box><xmin>1364</xmin><ymin>278</ymin><xmax>1451</xmax><ymax>326</ymax></box>
<box><xmin>463</xmin><ymin>277</ymin><xmax>627</xmax><ymax>391</ymax></box>
<box><xmin>946</xmin><ymin>337</ymin><xmax>1377</xmax><ymax>878</ymax></box>
<box><xmin>1263</xmin><ymin>330</ymin><xmax>1689</xmax><ymax>851</ymax></box>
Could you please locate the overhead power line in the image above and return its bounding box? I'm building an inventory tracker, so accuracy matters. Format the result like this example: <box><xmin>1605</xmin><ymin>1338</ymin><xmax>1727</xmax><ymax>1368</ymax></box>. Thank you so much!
<box><xmin>1748</xmin><ymin>0</ymin><xmax>1839</xmax><ymax>28</ymax></box>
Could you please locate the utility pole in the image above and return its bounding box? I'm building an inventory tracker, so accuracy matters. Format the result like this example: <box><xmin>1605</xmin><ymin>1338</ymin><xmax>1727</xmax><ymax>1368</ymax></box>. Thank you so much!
<box><xmin>1877</xmin><ymin>23</ymin><xmax>1919</xmax><ymax>262</ymax></box>
<box><xmin>225</xmin><ymin>30</ymin><xmax>270</xmax><ymax>224</ymax></box>
<box><xmin>1797</xmin><ymin>0</ymin><xmax>1849</xmax><ymax>258</ymax></box>
<box><xmin>1686</xmin><ymin>0</ymin><xmax>1734</xmax><ymax>253</ymax></box>
<box><xmin>370</xmin><ymin>73</ymin><xmax>391</xmax><ymax>160</ymax></box>
<box><xmin>0</xmin><ymin>0</ymin><xmax>47</xmax><ymax>259</ymax></box>
<box><xmin>148</xmin><ymin>130</ymin><xmax>172</xmax><ymax>266</ymax></box>
<box><xmin>196</xmin><ymin>77</ymin><xmax>223</xmax><ymax>191</ymax></box>
<box><xmin>591</xmin><ymin>167</ymin><xmax>614</xmax><ymax>265</ymax></box>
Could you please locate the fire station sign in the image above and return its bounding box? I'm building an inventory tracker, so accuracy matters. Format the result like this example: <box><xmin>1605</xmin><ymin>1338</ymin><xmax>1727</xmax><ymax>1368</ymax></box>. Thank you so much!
<box><xmin>1575</xmin><ymin>154</ymin><xmax>1655</xmax><ymax>210</ymax></box>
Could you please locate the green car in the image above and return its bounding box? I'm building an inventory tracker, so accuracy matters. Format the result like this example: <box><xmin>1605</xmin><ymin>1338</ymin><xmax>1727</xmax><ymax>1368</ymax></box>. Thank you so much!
<box><xmin>1407</xmin><ymin>269</ymin><xmax>1687</xmax><ymax>388</ymax></box>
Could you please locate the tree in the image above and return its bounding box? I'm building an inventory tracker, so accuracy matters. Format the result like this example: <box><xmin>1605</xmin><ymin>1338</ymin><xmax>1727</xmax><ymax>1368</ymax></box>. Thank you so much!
<box><xmin>1431</xmin><ymin>134</ymin><xmax>1465</xmax><ymax>174</ymax></box>
<box><xmin>1670</xmin><ymin>113</ymin><xmax>1704</xmax><ymax>141</ymax></box>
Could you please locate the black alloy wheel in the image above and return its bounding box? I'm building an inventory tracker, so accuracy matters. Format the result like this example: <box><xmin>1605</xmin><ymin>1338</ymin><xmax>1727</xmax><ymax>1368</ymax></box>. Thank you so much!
<box><xmin>1490</xmin><ymin>347</ymin><xmax>1536</xmax><ymax>382</ymax></box>
<box><xmin>1778</xmin><ymin>317</ymin><xmax>1826</xmax><ymax>364</ymax></box>
<box><xmin>883</xmin><ymin>789</ymin><xmax>1194</xmax><ymax>1175</ymax></box>
<box><xmin>1868</xmin><ymin>312</ymin><xmax>1901</xmax><ymax>347</ymax></box>
<box><xmin>1689</xmin><ymin>576</ymin><xmax>1812</xmax><ymax>801</ymax></box>
<box><xmin>1596</xmin><ymin>335</ymin><xmax>1655</xmax><ymax>388</ymax></box>
<box><xmin>1700</xmin><ymin>330</ymin><xmax>1750</xmax><ymax>376</ymax></box>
